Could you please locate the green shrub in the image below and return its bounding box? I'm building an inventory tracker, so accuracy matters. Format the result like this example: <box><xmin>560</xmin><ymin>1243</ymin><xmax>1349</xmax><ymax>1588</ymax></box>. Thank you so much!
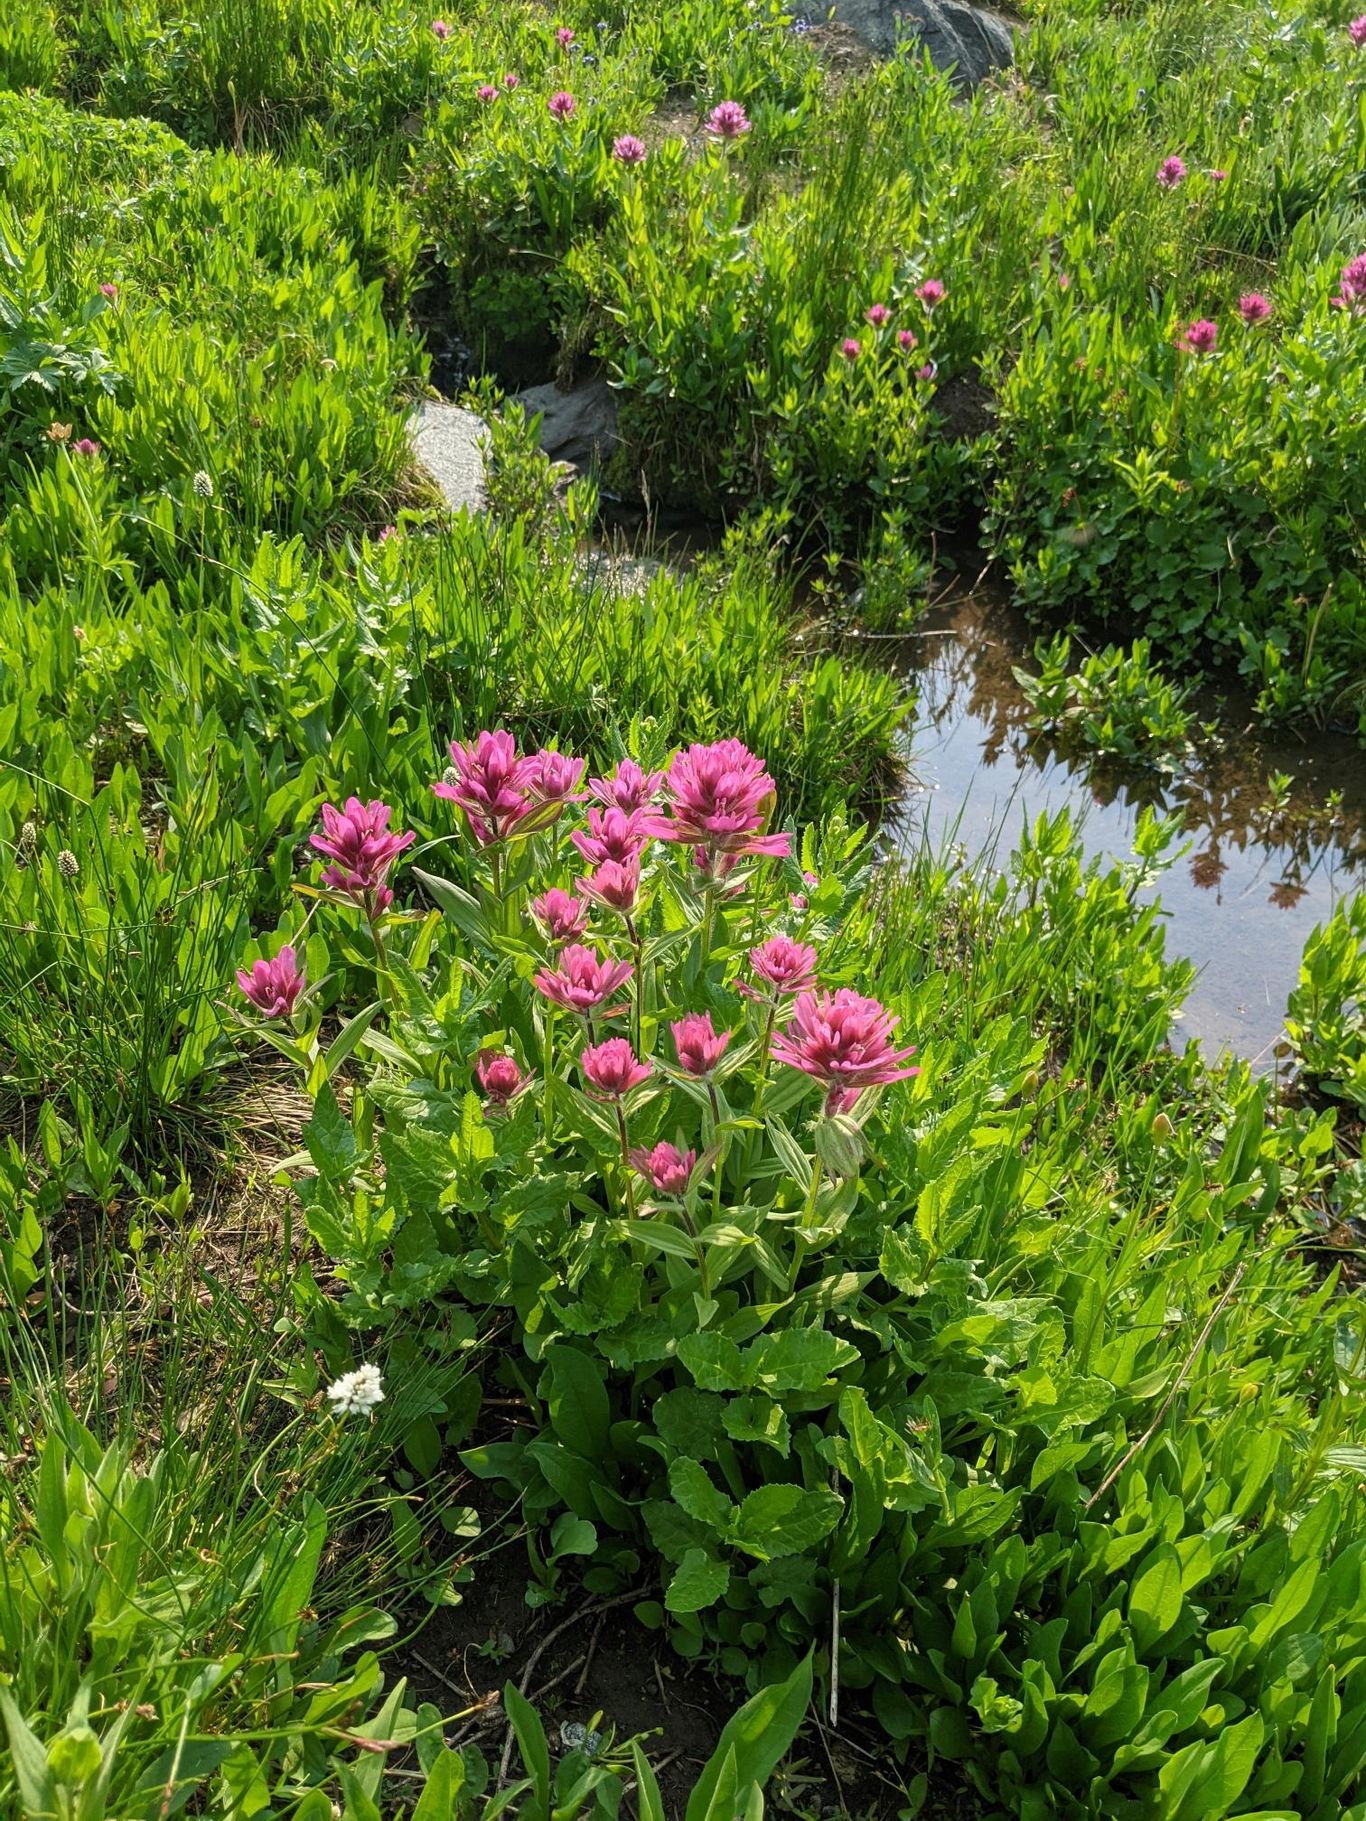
<box><xmin>1015</xmin><ymin>632</ymin><xmax>1195</xmax><ymax>770</ymax></box>
<box><xmin>0</xmin><ymin>0</ymin><xmax>64</xmax><ymax>92</ymax></box>
<box><xmin>1286</xmin><ymin>896</ymin><xmax>1366</xmax><ymax>1112</ymax></box>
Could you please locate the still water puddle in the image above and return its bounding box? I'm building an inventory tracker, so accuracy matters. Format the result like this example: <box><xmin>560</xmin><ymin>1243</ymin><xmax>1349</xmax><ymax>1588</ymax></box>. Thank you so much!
<box><xmin>885</xmin><ymin>593</ymin><xmax>1366</xmax><ymax>1064</ymax></box>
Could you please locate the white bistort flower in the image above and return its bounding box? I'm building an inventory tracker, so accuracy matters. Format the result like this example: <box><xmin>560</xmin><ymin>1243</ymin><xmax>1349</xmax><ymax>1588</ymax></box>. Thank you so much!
<box><xmin>326</xmin><ymin>1363</ymin><xmax>385</xmax><ymax>1418</ymax></box>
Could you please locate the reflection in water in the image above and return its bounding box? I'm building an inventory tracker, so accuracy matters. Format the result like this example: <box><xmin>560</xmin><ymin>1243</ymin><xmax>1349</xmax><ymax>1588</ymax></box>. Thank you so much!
<box><xmin>887</xmin><ymin>593</ymin><xmax>1366</xmax><ymax>1064</ymax></box>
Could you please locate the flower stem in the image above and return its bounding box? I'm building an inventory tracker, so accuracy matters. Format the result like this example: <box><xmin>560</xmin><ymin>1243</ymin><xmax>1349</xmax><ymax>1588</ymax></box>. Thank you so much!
<box><xmin>789</xmin><ymin>1150</ymin><xmax>823</xmax><ymax>1290</ymax></box>
<box><xmin>678</xmin><ymin>1201</ymin><xmax>712</xmax><ymax>1303</ymax></box>
<box><xmin>706</xmin><ymin>1079</ymin><xmax>725</xmax><ymax>1223</ymax></box>
<box><xmin>744</xmin><ymin>1000</ymin><xmax>779</xmax><ymax>1175</ymax></box>
<box><xmin>541</xmin><ymin>1005</ymin><xmax>556</xmax><ymax>1143</ymax></box>
<box><xmin>615</xmin><ymin>1103</ymin><xmax>637</xmax><ymax>1221</ymax></box>
<box><xmin>699</xmin><ymin>879</ymin><xmax>717</xmax><ymax>968</ymax></box>
<box><xmin>626</xmin><ymin>913</ymin><xmax>645</xmax><ymax>1051</ymax></box>
<box><xmin>368</xmin><ymin>910</ymin><xmax>390</xmax><ymax>1002</ymax></box>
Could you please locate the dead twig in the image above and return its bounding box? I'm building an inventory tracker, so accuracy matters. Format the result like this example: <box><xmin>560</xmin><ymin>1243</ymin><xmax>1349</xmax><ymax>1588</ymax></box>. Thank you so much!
<box><xmin>575</xmin><ymin>1607</ymin><xmax>608</xmax><ymax>1697</ymax></box>
<box><xmin>498</xmin><ymin>1587</ymin><xmax>648</xmax><ymax>1786</ymax></box>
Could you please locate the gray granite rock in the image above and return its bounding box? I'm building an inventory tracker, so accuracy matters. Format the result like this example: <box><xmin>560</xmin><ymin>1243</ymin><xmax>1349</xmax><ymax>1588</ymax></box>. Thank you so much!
<box><xmin>410</xmin><ymin>399</ymin><xmax>487</xmax><ymax>512</ymax></box>
<box><xmin>513</xmin><ymin>377</ymin><xmax>620</xmax><ymax>471</ymax></box>
<box><xmin>828</xmin><ymin>0</ymin><xmax>1014</xmax><ymax>85</ymax></box>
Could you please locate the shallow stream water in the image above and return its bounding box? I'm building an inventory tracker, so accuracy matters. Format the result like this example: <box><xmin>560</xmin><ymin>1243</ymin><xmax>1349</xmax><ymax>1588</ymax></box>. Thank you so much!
<box><xmin>883</xmin><ymin>592</ymin><xmax>1366</xmax><ymax>1065</ymax></box>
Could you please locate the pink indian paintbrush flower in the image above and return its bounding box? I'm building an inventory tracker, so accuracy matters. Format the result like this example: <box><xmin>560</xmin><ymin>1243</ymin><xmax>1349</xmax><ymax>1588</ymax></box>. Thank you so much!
<box><xmin>581</xmin><ymin>1036</ymin><xmax>652</xmax><ymax>1099</ymax></box>
<box><xmin>1333</xmin><ymin>252</ymin><xmax>1366</xmax><ymax>311</ymax></box>
<box><xmin>311</xmin><ymin>797</ymin><xmax>415</xmax><ymax>913</ymax></box>
<box><xmin>548</xmin><ymin>90</ymin><xmax>577</xmax><ymax>120</ymax></box>
<box><xmin>476</xmin><ymin>1049</ymin><xmax>528</xmax><ymax>1107</ymax></box>
<box><xmin>556</xmin><ymin>25</ymin><xmax>575</xmax><ymax>45</ymax></box>
<box><xmin>840</xmin><ymin>337</ymin><xmax>862</xmax><ymax>360</ymax></box>
<box><xmin>572</xmin><ymin>805</ymin><xmax>653</xmax><ymax>868</ymax></box>
<box><xmin>649</xmin><ymin>738</ymin><xmax>790</xmax><ymax>865</ymax></box>
<box><xmin>431</xmin><ymin>19</ymin><xmax>452</xmax><ymax>39</ymax></box>
<box><xmin>897</xmin><ymin>328</ymin><xmax>918</xmax><ymax>350</ymax></box>
<box><xmin>434</xmin><ymin>729</ymin><xmax>536</xmax><ymax>845</ymax></box>
<box><xmin>533</xmin><ymin>942</ymin><xmax>632</xmax><ymax>1015</ymax></box>
<box><xmin>532</xmin><ymin>886</ymin><xmax>590</xmax><ymax>942</ymax></box>
<box><xmin>866</xmin><ymin>303</ymin><xmax>891</xmax><ymax>327</ymax></box>
<box><xmin>526</xmin><ymin>748</ymin><xmax>586</xmax><ymax>805</ymax></box>
<box><xmin>99</xmin><ymin>282</ymin><xmax>119</xmax><ymax>300</ymax></box>
<box><xmin>630</xmin><ymin>1141</ymin><xmax>696</xmax><ymax>1196</ymax></box>
<box><xmin>748</xmin><ymin>935</ymin><xmax>819</xmax><ymax>996</ymax></box>
<box><xmin>915</xmin><ymin>361</ymin><xmax>937</xmax><ymax>382</ymax></box>
<box><xmin>672</xmin><ymin>1011</ymin><xmax>731</xmax><ymax>1077</ymax></box>
<box><xmin>612</xmin><ymin>134</ymin><xmax>648</xmax><ymax>164</ymax></box>
<box><xmin>580</xmin><ymin>857</ymin><xmax>641</xmax><ymax>914</ymax></box>
<box><xmin>1350</xmin><ymin>15</ymin><xmax>1366</xmax><ymax>44</ymax></box>
<box><xmin>1176</xmin><ymin>317</ymin><xmax>1218</xmax><ymax>354</ymax></box>
<box><xmin>477</xmin><ymin>83</ymin><xmax>498</xmax><ymax>101</ymax></box>
<box><xmin>706</xmin><ymin>100</ymin><xmax>750</xmax><ymax>139</ymax></box>
<box><xmin>503</xmin><ymin>70</ymin><xmax>521</xmax><ymax>87</ymax></box>
<box><xmin>1209</xmin><ymin>168</ymin><xmax>1228</xmax><ymax>182</ymax></box>
<box><xmin>916</xmin><ymin>278</ymin><xmax>945</xmax><ymax>308</ymax></box>
<box><xmin>1238</xmin><ymin>292</ymin><xmax>1272</xmax><ymax>324</ymax></box>
<box><xmin>71</xmin><ymin>438</ymin><xmax>100</xmax><ymax>456</ymax></box>
<box><xmin>771</xmin><ymin>987</ymin><xmax>919</xmax><ymax>1114</ymax></box>
<box><xmin>1156</xmin><ymin>154</ymin><xmax>1187</xmax><ymax>189</ymax></box>
<box><xmin>236</xmin><ymin>946</ymin><xmax>305</xmax><ymax>1017</ymax></box>
<box><xmin>789</xmin><ymin>869</ymin><xmax>819</xmax><ymax>910</ymax></box>
<box><xmin>587</xmin><ymin>758</ymin><xmax>665</xmax><ymax>813</ymax></box>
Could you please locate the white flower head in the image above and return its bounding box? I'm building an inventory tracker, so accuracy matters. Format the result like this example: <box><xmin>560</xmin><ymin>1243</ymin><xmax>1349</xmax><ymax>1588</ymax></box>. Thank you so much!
<box><xmin>326</xmin><ymin>1362</ymin><xmax>385</xmax><ymax>1419</ymax></box>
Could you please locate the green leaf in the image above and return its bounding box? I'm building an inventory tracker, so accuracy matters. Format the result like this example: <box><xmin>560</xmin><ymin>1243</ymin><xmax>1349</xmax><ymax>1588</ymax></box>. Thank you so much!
<box><xmin>730</xmin><ymin>1485</ymin><xmax>842</xmax><ymax>1561</ymax></box>
<box><xmin>503</xmin><ymin>1683</ymin><xmax>552</xmax><ymax>1816</ymax></box>
<box><xmin>322</xmin><ymin>1000</ymin><xmax>383</xmax><ymax>1078</ymax></box>
<box><xmin>1128</xmin><ymin>1544</ymin><xmax>1184</xmax><ymax>1651</ymax></box>
<box><xmin>666</xmin><ymin>1548</ymin><xmax>731</xmax><ymax>1614</ymax></box>
<box><xmin>765</xmin><ymin>1115</ymin><xmax>812</xmax><ymax>1189</ymax></box>
<box><xmin>411</xmin><ymin>867</ymin><xmax>489</xmax><ymax>942</ymax></box>
<box><xmin>668</xmin><ymin>1457</ymin><xmax>735</xmax><ymax>1532</ymax></box>
<box><xmin>47</xmin><ymin>1726</ymin><xmax>101</xmax><ymax>1786</ymax></box>
<box><xmin>412</xmin><ymin>1750</ymin><xmax>468</xmax><ymax>1820</ymax></box>
<box><xmin>0</xmin><ymin>1690</ymin><xmax>56</xmax><ymax>1818</ymax></box>
<box><xmin>684</xmin><ymin>1652</ymin><xmax>813</xmax><ymax>1821</ymax></box>
<box><xmin>543</xmin><ymin>1345</ymin><xmax>611</xmax><ymax>1461</ymax></box>
<box><xmin>751</xmin><ymin>1327</ymin><xmax>859</xmax><ymax>1393</ymax></box>
<box><xmin>630</xmin><ymin>1743</ymin><xmax>667</xmax><ymax>1821</ymax></box>
<box><xmin>1159</xmin><ymin>1712</ymin><xmax>1265</xmax><ymax>1820</ymax></box>
<box><xmin>880</xmin><ymin>1225</ymin><xmax>930</xmax><ymax>1295</ymax></box>
<box><xmin>678</xmin><ymin>1331</ymin><xmax>750</xmax><ymax>1392</ymax></box>
<box><xmin>303</xmin><ymin>1083</ymin><xmax>356</xmax><ymax>1179</ymax></box>
<box><xmin>549</xmin><ymin>1513</ymin><xmax>598</xmax><ymax>1559</ymax></box>
<box><xmin>723</xmin><ymin>1395</ymin><xmax>790</xmax><ymax>1457</ymax></box>
<box><xmin>655</xmin><ymin>1388</ymin><xmax>726</xmax><ymax>1459</ymax></box>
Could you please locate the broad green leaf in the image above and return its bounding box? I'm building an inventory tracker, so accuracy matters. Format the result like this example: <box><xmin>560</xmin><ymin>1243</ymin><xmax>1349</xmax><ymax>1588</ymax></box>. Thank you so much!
<box><xmin>678</xmin><ymin>1331</ymin><xmax>750</xmax><ymax>1392</ymax></box>
<box><xmin>684</xmin><ymin>1652</ymin><xmax>813</xmax><ymax>1821</ymax></box>
<box><xmin>412</xmin><ymin>1750</ymin><xmax>467</xmax><ymax>1820</ymax></box>
<box><xmin>666</xmin><ymin>1549</ymin><xmax>731</xmax><ymax>1614</ymax></box>
<box><xmin>655</xmin><ymin>1388</ymin><xmax>727</xmax><ymax>1459</ymax></box>
<box><xmin>503</xmin><ymin>1683</ymin><xmax>551</xmax><ymax>1815</ymax></box>
<box><xmin>731</xmin><ymin>1485</ymin><xmax>842</xmax><ymax>1561</ymax></box>
<box><xmin>543</xmin><ymin>1345</ymin><xmax>611</xmax><ymax>1461</ymax></box>
<box><xmin>1128</xmin><ymin>1544</ymin><xmax>1184</xmax><ymax>1651</ymax></box>
<box><xmin>668</xmin><ymin>1457</ymin><xmax>735</xmax><ymax>1532</ymax></box>
<box><xmin>723</xmin><ymin>1395</ymin><xmax>790</xmax><ymax>1457</ymax></box>
<box><xmin>1159</xmin><ymin>1712</ymin><xmax>1264</xmax><ymax>1820</ymax></box>
<box><xmin>751</xmin><ymin>1327</ymin><xmax>858</xmax><ymax>1393</ymax></box>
